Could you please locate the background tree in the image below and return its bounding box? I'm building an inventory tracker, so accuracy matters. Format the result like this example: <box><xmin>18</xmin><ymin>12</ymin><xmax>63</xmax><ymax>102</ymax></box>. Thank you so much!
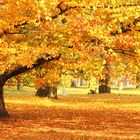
<box><xmin>35</xmin><ymin>61</ymin><xmax>61</xmax><ymax>98</ymax></box>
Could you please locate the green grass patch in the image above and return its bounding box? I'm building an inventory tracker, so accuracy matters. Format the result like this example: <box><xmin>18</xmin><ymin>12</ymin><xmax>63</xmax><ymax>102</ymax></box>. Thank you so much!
<box><xmin>4</xmin><ymin>86</ymin><xmax>140</xmax><ymax>97</ymax></box>
<box><xmin>4</xmin><ymin>86</ymin><xmax>36</xmax><ymax>96</ymax></box>
<box><xmin>112</xmin><ymin>88</ymin><xmax>140</xmax><ymax>94</ymax></box>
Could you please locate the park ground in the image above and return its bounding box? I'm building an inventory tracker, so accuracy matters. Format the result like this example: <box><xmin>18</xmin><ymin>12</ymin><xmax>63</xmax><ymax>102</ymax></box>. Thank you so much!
<box><xmin>0</xmin><ymin>87</ymin><xmax>140</xmax><ymax>140</ymax></box>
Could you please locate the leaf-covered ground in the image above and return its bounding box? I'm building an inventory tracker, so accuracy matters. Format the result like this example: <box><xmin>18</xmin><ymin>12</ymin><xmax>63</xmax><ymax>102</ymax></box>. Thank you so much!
<box><xmin>0</xmin><ymin>93</ymin><xmax>140</xmax><ymax>140</ymax></box>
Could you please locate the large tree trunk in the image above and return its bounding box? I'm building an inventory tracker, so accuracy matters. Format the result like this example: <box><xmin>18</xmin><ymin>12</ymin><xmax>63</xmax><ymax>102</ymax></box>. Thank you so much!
<box><xmin>136</xmin><ymin>72</ymin><xmax>140</xmax><ymax>88</ymax></box>
<box><xmin>0</xmin><ymin>82</ymin><xmax>9</xmax><ymax>118</ymax></box>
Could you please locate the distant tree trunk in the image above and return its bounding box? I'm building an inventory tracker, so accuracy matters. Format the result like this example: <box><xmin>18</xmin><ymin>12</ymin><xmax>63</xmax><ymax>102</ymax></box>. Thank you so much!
<box><xmin>99</xmin><ymin>61</ymin><xmax>111</xmax><ymax>93</ymax></box>
<box><xmin>51</xmin><ymin>86</ymin><xmax>58</xmax><ymax>99</ymax></box>
<box><xmin>36</xmin><ymin>84</ymin><xmax>58</xmax><ymax>99</ymax></box>
<box><xmin>0</xmin><ymin>80</ymin><xmax>9</xmax><ymax>118</ymax></box>
<box><xmin>77</xmin><ymin>78</ymin><xmax>81</xmax><ymax>87</ymax></box>
<box><xmin>71</xmin><ymin>80</ymin><xmax>76</xmax><ymax>87</ymax></box>
<box><xmin>36</xmin><ymin>85</ymin><xmax>50</xmax><ymax>97</ymax></box>
<box><xmin>99</xmin><ymin>73</ymin><xmax>111</xmax><ymax>93</ymax></box>
<box><xmin>17</xmin><ymin>80</ymin><xmax>21</xmax><ymax>90</ymax></box>
<box><xmin>76</xmin><ymin>78</ymin><xmax>83</xmax><ymax>87</ymax></box>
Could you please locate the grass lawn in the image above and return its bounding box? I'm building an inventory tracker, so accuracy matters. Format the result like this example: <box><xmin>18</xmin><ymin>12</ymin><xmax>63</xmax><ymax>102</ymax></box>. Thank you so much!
<box><xmin>112</xmin><ymin>88</ymin><xmax>140</xmax><ymax>94</ymax></box>
<box><xmin>0</xmin><ymin>86</ymin><xmax>140</xmax><ymax>140</ymax></box>
<box><xmin>4</xmin><ymin>86</ymin><xmax>140</xmax><ymax>96</ymax></box>
<box><xmin>65</xmin><ymin>87</ymin><xmax>140</xmax><ymax>95</ymax></box>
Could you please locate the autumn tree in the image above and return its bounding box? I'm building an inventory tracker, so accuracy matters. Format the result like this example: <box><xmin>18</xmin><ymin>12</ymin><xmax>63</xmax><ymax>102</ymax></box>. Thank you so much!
<box><xmin>97</xmin><ymin>2</ymin><xmax>140</xmax><ymax>93</ymax></box>
<box><xmin>35</xmin><ymin>61</ymin><xmax>61</xmax><ymax>98</ymax></box>
<box><xmin>0</xmin><ymin>0</ymin><xmax>68</xmax><ymax>117</ymax></box>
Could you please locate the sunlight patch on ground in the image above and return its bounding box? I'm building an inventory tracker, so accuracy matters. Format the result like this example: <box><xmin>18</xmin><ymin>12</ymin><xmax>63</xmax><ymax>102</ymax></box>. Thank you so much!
<box><xmin>5</xmin><ymin>95</ymin><xmax>140</xmax><ymax>112</ymax></box>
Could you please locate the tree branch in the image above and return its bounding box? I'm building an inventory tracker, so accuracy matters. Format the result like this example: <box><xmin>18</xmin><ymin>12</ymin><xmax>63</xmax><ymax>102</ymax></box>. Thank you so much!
<box><xmin>14</xmin><ymin>21</ymin><xmax>28</xmax><ymax>28</ymax></box>
<box><xmin>111</xmin><ymin>17</ymin><xmax>140</xmax><ymax>36</ymax></box>
<box><xmin>51</xmin><ymin>3</ymin><xmax>77</xmax><ymax>19</ymax></box>
<box><xmin>101</xmin><ymin>3</ymin><xmax>140</xmax><ymax>9</ymax></box>
<box><xmin>104</xmin><ymin>46</ymin><xmax>139</xmax><ymax>58</ymax></box>
<box><xmin>113</xmin><ymin>48</ymin><xmax>138</xmax><ymax>58</ymax></box>
<box><xmin>3</xmin><ymin>54</ymin><xmax>61</xmax><ymax>82</ymax></box>
<box><xmin>3</xmin><ymin>30</ymin><xmax>29</xmax><ymax>36</ymax></box>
